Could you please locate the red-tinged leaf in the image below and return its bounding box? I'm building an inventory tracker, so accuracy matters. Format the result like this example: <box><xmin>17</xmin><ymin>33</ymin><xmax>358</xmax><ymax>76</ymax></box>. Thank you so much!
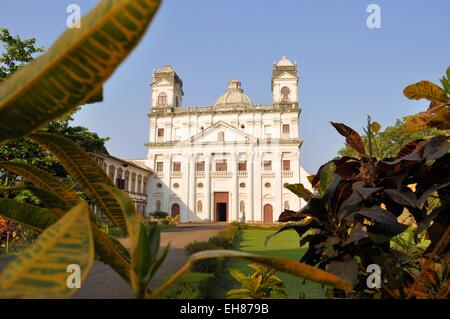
<box><xmin>423</xmin><ymin>135</ymin><xmax>450</xmax><ymax>161</ymax></box>
<box><xmin>331</xmin><ymin>122</ymin><xmax>366</xmax><ymax>156</ymax></box>
<box><xmin>278</xmin><ymin>210</ymin><xmax>305</xmax><ymax>222</ymax></box>
<box><xmin>396</xmin><ymin>139</ymin><xmax>427</xmax><ymax>159</ymax></box>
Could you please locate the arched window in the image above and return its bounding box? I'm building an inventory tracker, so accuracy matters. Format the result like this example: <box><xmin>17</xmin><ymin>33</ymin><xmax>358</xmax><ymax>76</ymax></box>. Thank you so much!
<box><xmin>197</xmin><ymin>200</ymin><xmax>203</xmax><ymax>213</ymax></box>
<box><xmin>239</xmin><ymin>200</ymin><xmax>245</xmax><ymax>213</ymax></box>
<box><xmin>281</xmin><ymin>86</ymin><xmax>290</xmax><ymax>102</ymax></box>
<box><xmin>137</xmin><ymin>175</ymin><xmax>142</xmax><ymax>194</ymax></box>
<box><xmin>218</xmin><ymin>131</ymin><xmax>225</xmax><ymax>142</ymax></box>
<box><xmin>131</xmin><ymin>173</ymin><xmax>136</xmax><ymax>193</ymax></box>
<box><xmin>284</xmin><ymin>201</ymin><xmax>290</xmax><ymax>210</ymax></box>
<box><xmin>158</xmin><ymin>92</ymin><xmax>167</xmax><ymax>106</ymax></box>
<box><xmin>155</xmin><ymin>200</ymin><xmax>161</xmax><ymax>212</ymax></box>
<box><xmin>108</xmin><ymin>165</ymin><xmax>115</xmax><ymax>181</ymax></box>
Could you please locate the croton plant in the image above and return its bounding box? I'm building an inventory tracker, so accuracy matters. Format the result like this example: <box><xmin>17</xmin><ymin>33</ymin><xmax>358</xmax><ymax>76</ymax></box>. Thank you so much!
<box><xmin>272</xmin><ymin>69</ymin><xmax>450</xmax><ymax>298</ymax></box>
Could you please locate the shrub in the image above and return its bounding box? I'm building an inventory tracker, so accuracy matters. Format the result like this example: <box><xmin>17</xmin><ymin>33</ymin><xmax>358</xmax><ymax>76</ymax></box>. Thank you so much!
<box><xmin>150</xmin><ymin>211</ymin><xmax>168</xmax><ymax>219</ymax></box>
<box><xmin>185</xmin><ymin>241</ymin><xmax>221</xmax><ymax>273</ymax></box>
<box><xmin>207</xmin><ymin>236</ymin><xmax>233</xmax><ymax>249</ymax></box>
<box><xmin>160</xmin><ymin>272</ymin><xmax>215</xmax><ymax>299</ymax></box>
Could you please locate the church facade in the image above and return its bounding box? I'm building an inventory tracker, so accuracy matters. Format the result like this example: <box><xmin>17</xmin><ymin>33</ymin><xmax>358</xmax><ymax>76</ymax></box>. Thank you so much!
<box><xmin>133</xmin><ymin>56</ymin><xmax>310</xmax><ymax>223</ymax></box>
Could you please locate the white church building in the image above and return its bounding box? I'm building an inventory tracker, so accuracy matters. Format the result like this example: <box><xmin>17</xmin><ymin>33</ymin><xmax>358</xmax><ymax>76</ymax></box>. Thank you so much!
<box><xmin>131</xmin><ymin>56</ymin><xmax>311</xmax><ymax>223</ymax></box>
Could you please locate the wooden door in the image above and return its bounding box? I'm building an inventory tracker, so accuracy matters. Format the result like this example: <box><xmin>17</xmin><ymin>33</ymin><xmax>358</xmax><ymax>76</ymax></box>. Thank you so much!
<box><xmin>263</xmin><ymin>204</ymin><xmax>273</xmax><ymax>223</ymax></box>
<box><xmin>171</xmin><ymin>203</ymin><xmax>180</xmax><ymax>217</ymax></box>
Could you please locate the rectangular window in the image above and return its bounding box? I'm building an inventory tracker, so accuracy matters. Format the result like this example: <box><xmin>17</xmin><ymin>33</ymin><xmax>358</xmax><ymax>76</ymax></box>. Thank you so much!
<box><xmin>216</xmin><ymin>160</ymin><xmax>227</xmax><ymax>171</ymax></box>
<box><xmin>264</xmin><ymin>125</ymin><xmax>271</xmax><ymax>139</ymax></box>
<box><xmin>174</xmin><ymin>128</ymin><xmax>181</xmax><ymax>141</ymax></box>
<box><xmin>172</xmin><ymin>162</ymin><xmax>181</xmax><ymax>172</ymax></box>
<box><xmin>238</xmin><ymin>161</ymin><xmax>247</xmax><ymax>171</ymax></box>
<box><xmin>156</xmin><ymin>162</ymin><xmax>164</xmax><ymax>172</ymax></box>
<box><xmin>263</xmin><ymin>160</ymin><xmax>272</xmax><ymax>171</ymax></box>
<box><xmin>282</xmin><ymin>124</ymin><xmax>290</xmax><ymax>134</ymax></box>
<box><xmin>283</xmin><ymin>160</ymin><xmax>291</xmax><ymax>171</ymax></box>
<box><xmin>196</xmin><ymin>161</ymin><xmax>205</xmax><ymax>171</ymax></box>
<box><xmin>116</xmin><ymin>178</ymin><xmax>125</xmax><ymax>190</ymax></box>
<box><xmin>157</xmin><ymin>128</ymin><xmax>164</xmax><ymax>137</ymax></box>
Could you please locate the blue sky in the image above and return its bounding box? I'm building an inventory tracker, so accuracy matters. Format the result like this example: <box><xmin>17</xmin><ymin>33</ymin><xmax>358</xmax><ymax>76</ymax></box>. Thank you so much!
<box><xmin>1</xmin><ymin>0</ymin><xmax>449</xmax><ymax>173</ymax></box>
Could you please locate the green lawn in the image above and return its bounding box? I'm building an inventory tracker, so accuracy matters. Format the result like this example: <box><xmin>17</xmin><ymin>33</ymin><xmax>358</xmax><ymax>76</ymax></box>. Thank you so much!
<box><xmin>231</xmin><ymin>228</ymin><xmax>326</xmax><ymax>299</ymax></box>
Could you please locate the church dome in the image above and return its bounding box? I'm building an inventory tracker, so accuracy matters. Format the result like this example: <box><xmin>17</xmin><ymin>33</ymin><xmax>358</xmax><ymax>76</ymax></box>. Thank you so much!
<box><xmin>214</xmin><ymin>77</ymin><xmax>253</xmax><ymax>106</ymax></box>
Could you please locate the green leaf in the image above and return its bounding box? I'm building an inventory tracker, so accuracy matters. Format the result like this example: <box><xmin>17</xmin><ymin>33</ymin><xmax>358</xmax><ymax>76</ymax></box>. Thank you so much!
<box><xmin>0</xmin><ymin>198</ymin><xmax>59</xmax><ymax>231</ymax></box>
<box><xmin>151</xmin><ymin>250</ymin><xmax>353</xmax><ymax>298</ymax></box>
<box><xmin>91</xmin><ymin>226</ymin><xmax>131</xmax><ymax>284</ymax></box>
<box><xmin>0</xmin><ymin>202</ymin><xmax>94</xmax><ymax>298</ymax></box>
<box><xmin>319</xmin><ymin>162</ymin><xmax>336</xmax><ymax>197</ymax></box>
<box><xmin>403</xmin><ymin>80</ymin><xmax>448</xmax><ymax>104</ymax></box>
<box><xmin>285</xmin><ymin>183</ymin><xmax>314</xmax><ymax>201</ymax></box>
<box><xmin>0</xmin><ymin>160</ymin><xmax>132</xmax><ymax>285</ymax></box>
<box><xmin>0</xmin><ymin>0</ymin><xmax>162</xmax><ymax>144</ymax></box>
<box><xmin>0</xmin><ymin>161</ymin><xmax>80</xmax><ymax>207</ymax></box>
<box><xmin>28</xmin><ymin>132</ymin><xmax>135</xmax><ymax>234</ymax></box>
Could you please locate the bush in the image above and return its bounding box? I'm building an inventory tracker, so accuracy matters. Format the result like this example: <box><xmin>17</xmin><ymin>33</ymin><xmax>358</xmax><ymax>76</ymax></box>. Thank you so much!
<box><xmin>150</xmin><ymin>211</ymin><xmax>168</xmax><ymax>219</ymax></box>
<box><xmin>160</xmin><ymin>272</ymin><xmax>215</xmax><ymax>299</ymax></box>
<box><xmin>185</xmin><ymin>224</ymin><xmax>241</xmax><ymax>273</ymax></box>
<box><xmin>207</xmin><ymin>236</ymin><xmax>233</xmax><ymax>249</ymax></box>
<box><xmin>185</xmin><ymin>241</ymin><xmax>220</xmax><ymax>273</ymax></box>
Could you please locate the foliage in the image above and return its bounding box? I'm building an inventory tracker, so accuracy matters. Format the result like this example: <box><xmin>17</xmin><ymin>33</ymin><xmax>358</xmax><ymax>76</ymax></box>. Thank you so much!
<box><xmin>0</xmin><ymin>28</ymin><xmax>44</xmax><ymax>80</ymax></box>
<box><xmin>0</xmin><ymin>0</ymin><xmax>163</xmax><ymax>298</ymax></box>
<box><xmin>185</xmin><ymin>241</ymin><xmax>225</xmax><ymax>273</ymax></box>
<box><xmin>227</xmin><ymin>263</ymin><xmax>287</xmax><ymax>299</ymax></box>
<box><xmin>0</xmin><ymin>0</ymin><xmax>351</xmax><ymax>299</ymax></box>
<box><xmin>160</xmin><ymin>272</ymin><xmax>215</xmax><ymax>299</ymax></box>
<box><xmin>208</xmin><ymin>235</ymin><xmax>234</xmax><ymax>250</ymax></box>
<box><xmin>279</xmin><ymin>69</ymin><xmax>450</xmax><ymax>298</ymax></box>
<box><xmin>150</xmin><ymin>211</ymin><xmax>168</xmax><ymax>219</ymax></box>
<box><xmin>402</xmin><ymin>67</ymin><xmax>450</xmax><ymax>132</ymax></box>
<box><xmin>338</xmin><ymin>119</ymin><xmax>449</xmax><ymax>159</ymax></box>
<box><xmin>152</xmin><ymin>249</ymin><xmax>352</xmax><ymax>298</ymax></box>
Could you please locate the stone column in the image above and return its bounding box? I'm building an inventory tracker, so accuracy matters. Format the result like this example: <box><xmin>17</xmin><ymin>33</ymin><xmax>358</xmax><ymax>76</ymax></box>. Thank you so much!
<box><xmin>232</xmin><ymin>154</ymin><xmax>239</xmax><ymax>221</ymax></box>
<box><xmin>189</xmin><ymin>153</ymin><xmax>196</xmax><ymax>219</ymax></box>
<box><xmin>205</xmin><ymin>154</ymin><xmax>212</xmax><ymax>221</ymax></box>
<box><xmin>248</xmin><ymin>152</ymin><xmax>254</xmax><ymax>222</ymax></box>
<box><xmin>274</xmin><ymin>151</ymin><xmax>283</xmax><ymax>221</ymax></box>
<box><xmin>181</xmin><ymin>154</ymin><xmax>190</xmax><ymax>222</ymax></box>
<box><xmin>254</xmin><ymin>151</ymin><xmax>262</xmax><ymax>222</ymax></box>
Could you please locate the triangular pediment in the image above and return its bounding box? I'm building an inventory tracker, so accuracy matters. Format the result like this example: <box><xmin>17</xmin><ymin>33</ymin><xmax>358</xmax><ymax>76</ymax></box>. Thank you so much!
<box><xmin>179</xmin><ymin>121</ymin><xmax>256</xmax><ymax>145</ymax></box>
<box><xmin>273</xmin><ymin>71</ymin><xmax>297</xmax><ymax>80</ymax></box>
<box><xmin>151</xmin><ymin>78</ymin><xmax>172</xmax><ymax>87</ymax></box>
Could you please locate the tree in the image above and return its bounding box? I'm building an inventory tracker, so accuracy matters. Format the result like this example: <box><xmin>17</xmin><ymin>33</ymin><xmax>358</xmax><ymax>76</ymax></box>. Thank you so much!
<box><xmin>0</xmin><ymin>28</ymin><xmax>109</xmax><ymax>187</ymax></box>
<box><xmin>0</xmin><ymin>28</ymin><xmax>44</xmax><ymax>80</ymax></box>
<box><xmin>0</xmin><ymin>29</ymin><xmax>108</xmax><ymax>250</ymax></box>
<box><xmin>338</xmin><ymin>119</ymin><xmax>448</xmax><ymax>159</ymax></box>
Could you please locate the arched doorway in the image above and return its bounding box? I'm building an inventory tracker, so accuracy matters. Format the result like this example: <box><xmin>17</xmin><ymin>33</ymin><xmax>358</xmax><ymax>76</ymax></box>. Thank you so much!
<box><xmin>263</xmin><ymin>204</ymin><xmax>273</xmax><ymax>223</ymax></box>
<box><xmin>171</xmin><ymin>203</ymin><xmax>180</xmax><ymax>217</ymax></box>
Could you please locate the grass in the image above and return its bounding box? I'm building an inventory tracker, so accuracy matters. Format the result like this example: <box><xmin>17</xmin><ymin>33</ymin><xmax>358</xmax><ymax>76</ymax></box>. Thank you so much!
<box><xmin>230</xmin><ymin>228</ymin><xmax>326</xmax><ymax>299</ymax></box>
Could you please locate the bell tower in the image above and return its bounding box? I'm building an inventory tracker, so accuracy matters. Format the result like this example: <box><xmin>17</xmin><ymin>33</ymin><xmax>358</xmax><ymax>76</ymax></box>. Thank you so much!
<box><xmin>271</xmin><ymin>56</ymin><xmax>298</xmax><ymax>105</ymax></box>
<box><xmin>151</xmin><ymin>64</ymin><xmax>184</xmax><ymax>109</ymax></box>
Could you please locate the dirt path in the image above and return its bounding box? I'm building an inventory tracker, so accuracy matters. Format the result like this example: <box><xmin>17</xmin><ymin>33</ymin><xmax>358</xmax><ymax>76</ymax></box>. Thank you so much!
<box><xmin>0</xmin><ymin>223</ymin><xmax>225</xmax><ymax>299</ymax></box>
